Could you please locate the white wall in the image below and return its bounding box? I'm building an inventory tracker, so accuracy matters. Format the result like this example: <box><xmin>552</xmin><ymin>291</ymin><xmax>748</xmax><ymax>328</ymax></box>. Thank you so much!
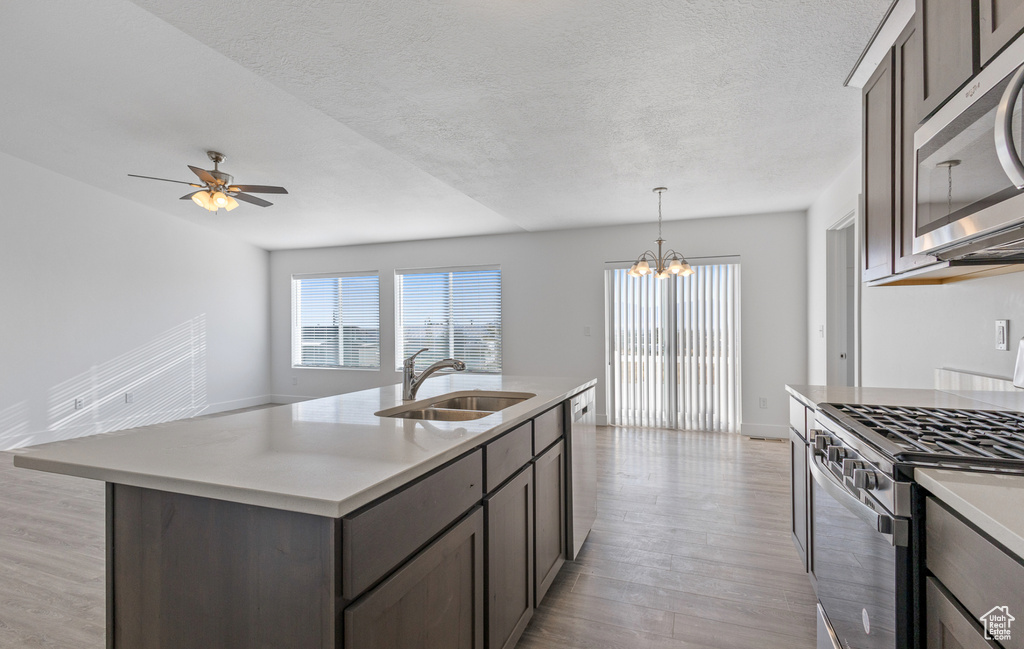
<box><xmin>270</xmin><ymin>211</ymin><xmax>808</xmax><ymax>437</ymax></box>
<box><xmin>0</xmin><ymin>151</ymin><xmax>271</xmax><ymax>450</ymax></box>
<box><xmin>806</xmin><ymin>156</ymin><xmax>860</xmax><ymax>385</ymax></box>
<box><xmin>807</xmin><ymin>156</ymin><xmax>1024</xmax><ymax>388</ymax></box>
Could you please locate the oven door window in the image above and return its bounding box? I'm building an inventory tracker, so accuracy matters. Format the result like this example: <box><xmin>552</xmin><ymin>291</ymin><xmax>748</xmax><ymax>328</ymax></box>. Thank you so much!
<box><xmin>916</xmin><ymin>70</ymin><xmax>1024</xmax><ymax>236</ymax></box>
<box><xmin>811</xmin><ymin>458</ymin><xmax>899</xmax><ymax>649</ymax></box>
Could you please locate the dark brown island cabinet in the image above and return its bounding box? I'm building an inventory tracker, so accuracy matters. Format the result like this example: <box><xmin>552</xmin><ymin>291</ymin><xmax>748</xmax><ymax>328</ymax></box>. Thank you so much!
<box><xmin>106</xmin><ymin>393</ymin><xmax>586</xmax><ymax>649</ymax></box>
<box><xmin>861</xmin><ymin>0</ymin><xmax>1024</xmax><ymax>286</ymax></box>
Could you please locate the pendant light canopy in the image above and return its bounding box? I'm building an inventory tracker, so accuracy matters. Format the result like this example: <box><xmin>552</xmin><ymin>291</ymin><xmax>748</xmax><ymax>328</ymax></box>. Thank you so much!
<box><xmin>628</xmin><ymin>187</ymin><xmax>694</xmax><ymax>279</ymax></box>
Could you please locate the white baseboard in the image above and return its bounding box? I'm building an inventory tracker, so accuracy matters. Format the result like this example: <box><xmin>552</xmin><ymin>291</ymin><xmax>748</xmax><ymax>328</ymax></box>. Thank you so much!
<box><xmin>740</xmin><ymin>422</ymin><xmax>788</xmax><ymax>439</ymax></box>
<box><xmin>596</xmin><ymin>414</ymin><xmax>609</xmax><ymax>427</ymax></box>
<box><xmin>198</xmin><ymin>395</ymin><xmax>276</xmax><ymax>415</ymax></box>
<box><xmin>269</xmin><ymin>394</ymin><xmax>315</xmax><ymax>405</ymax></box>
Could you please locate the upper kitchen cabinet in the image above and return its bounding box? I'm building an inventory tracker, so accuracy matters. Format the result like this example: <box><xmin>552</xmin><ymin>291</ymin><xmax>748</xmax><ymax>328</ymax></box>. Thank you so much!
<box><xmin>862</xmin><ymin>49</ymin><xmax>896</xmax><ymax>282</ymax></box>
<box><xmin>895</xmin><ymin>21</ymin><xmax>939</xmax><ymax>273</ymax></box>
<box><xmin>917</xmin><ymin>0</ymin><xmax>978</xmax><ymax>119</ymax></box>
<box><xmin>979</xmin><ymin>0</ymin><xmax>1024</xmax><ymax>64</ymax></box>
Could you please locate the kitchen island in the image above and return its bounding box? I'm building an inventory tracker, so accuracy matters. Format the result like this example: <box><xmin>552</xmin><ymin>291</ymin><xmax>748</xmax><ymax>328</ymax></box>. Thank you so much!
<box><xmin>14</xmin><ymin>374</ymin><xmax>596</xmax><ymax>649</ymax></box>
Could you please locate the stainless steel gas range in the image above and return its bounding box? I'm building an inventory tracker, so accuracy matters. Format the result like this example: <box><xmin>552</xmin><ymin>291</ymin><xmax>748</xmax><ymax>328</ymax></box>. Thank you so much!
<box><xmin>810</xmin><ymin>402</ymin><xmax>1024</xmax><ymax>649</ymax></box>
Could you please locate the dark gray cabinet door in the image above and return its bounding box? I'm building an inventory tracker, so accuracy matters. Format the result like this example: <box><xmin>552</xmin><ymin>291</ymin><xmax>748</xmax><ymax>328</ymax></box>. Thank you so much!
<box><xmin>863</xmin><ymin>49</ymin><xmax>896</xmax><ymax>282</ymax></box>
<box><xmin>534</xmin><ymin>440</ymin><xmax>566</xmax><ymax>605</ymax></box>
<box><xmin>486</xmin><ymin>465</ymin><xmax>534</xmax><ymax>649</ymax></box>
<box><xmin>917</xmin><ymin>0</ymin><xmax>977</xmax><ymax>118</ymax></box>
<box><xmin>789</xmin><ymin>428</ymin><xmax>809</xmax><ymax>572</ymax></box>
<box><xmin>345</xmin><ymin>507</ymin><xmax>485</xmax><ymax>649</ymax></box>
<box><xmin>979</xmin><ymin>0</ymin><xmax>1024</xmax><ymax>64</ymax></box>
<box><xmin>924</xmin><ymin>577</ymin><xmax>994</xmax><ymax>649</ymax></box>
<box><xmin>895</xmin><ymin>20</ymin><xmax>938</xmax><ymax>273</ymax></box>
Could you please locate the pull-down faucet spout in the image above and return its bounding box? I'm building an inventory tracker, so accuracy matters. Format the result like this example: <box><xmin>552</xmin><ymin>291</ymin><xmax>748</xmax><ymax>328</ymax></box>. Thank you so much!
<box><xmin>402</xmin><ymin>348</ymin><xmax>466</xmax><ymax>401</ymax></box>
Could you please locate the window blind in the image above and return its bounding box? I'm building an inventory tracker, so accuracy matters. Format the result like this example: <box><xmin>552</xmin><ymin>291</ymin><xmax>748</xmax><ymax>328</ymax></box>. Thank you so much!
<box><xmin>395</xmin><ymin>268</ymin><xmax>501</xmax><ymax>373</ymax></box>
<box><xmin>292</xmin><ymin>274</ymin><xmax>380</xmax><ymax>369</ymax></box>
<box><xmin>609</xmin><ymin>263</ymin><xmax>741</xmax><ymax>432</ymax></box>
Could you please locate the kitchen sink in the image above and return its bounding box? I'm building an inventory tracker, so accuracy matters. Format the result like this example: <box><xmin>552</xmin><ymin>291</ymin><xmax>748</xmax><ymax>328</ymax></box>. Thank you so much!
<box><xmin>386</xmin><ymin>408</ymin><xmax>491</xmax><ymax>421</ymax></box>
<box><xmin>428</xmin><ymin>395</ymin><xmax>530</xmax><ymax>411</ymax></box>
<box><xmin>376</xmin><ymin>390</ymin><xmax>535</xmax><ymax>421</ymax></box>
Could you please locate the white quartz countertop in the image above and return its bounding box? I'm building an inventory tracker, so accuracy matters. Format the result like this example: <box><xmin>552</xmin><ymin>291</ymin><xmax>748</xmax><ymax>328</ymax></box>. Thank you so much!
<box><xmin>785</xmin><ymin>384</ymin><xmax>1015</xmax><ymax>411</ymax></box>
<box><xmin>916</xmin><ymin>468</ymin><xmax>1024</xmax><ymax>558</ymax></box>
<box><xmin>13</xmin><ymin>375</ymin><xmax>595</xmax><ymax>518</ymax></box>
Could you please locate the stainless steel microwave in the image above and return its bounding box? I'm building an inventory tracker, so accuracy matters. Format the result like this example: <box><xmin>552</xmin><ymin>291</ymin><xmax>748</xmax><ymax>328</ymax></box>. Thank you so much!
<box><xmin>914</xmin><ymin>35</ymin><xmax>1024</xmax><ymax>261</ymax></box>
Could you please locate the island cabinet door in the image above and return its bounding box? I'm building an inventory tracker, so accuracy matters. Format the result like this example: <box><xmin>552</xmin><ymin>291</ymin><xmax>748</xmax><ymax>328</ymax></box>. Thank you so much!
<box><xmin>485</xmin><ymin>465</ymin><xmax>534</xmax><ymax>649</ymax></box>
<box><xmin>344</xmin><ymin>507</ymin><xmax>485</xmax><ymax>649</ymax></box>
<box><xmin>533</xmin><ymin>440</ymin><xmax>566</xmax><ymax>606</ymax></box>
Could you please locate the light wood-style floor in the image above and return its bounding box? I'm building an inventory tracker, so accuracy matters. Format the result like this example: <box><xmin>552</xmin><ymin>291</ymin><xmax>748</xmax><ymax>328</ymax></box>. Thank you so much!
<box><xmin>0</xmin><ymin>427</ymin><xmax>815</xmax><ymax>649</ymax></box>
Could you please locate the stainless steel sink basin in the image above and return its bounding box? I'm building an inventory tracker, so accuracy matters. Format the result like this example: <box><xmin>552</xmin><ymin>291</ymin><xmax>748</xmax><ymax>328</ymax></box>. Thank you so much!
<box><xmin>428</xmin><ymin>395</ymin><xmax>530</xmax><ymax>411</ymax></box>
<box><xmin>386</xmin><ymin>408</ymin><xmax>491</xmax><ymax>421</ymax></box>
<box><xmin>376</xmin><ymin>390</ymin><xmax>536</xmax><ymax>421</ymax></box>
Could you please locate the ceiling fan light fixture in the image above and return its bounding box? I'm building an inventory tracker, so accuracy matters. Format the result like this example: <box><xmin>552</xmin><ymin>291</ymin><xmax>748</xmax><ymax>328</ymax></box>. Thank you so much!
<box><xmin>222</xmin><ymin>195</ymin><xmax>239</xmax><ymax>211</ymax></box>
<box><xmin>211</xmin><ymin>191</ymin><xmax>230</xmax><ymax>208</ymax></box>
<box><xmin>191</xmin><ymin>190</ymin><xmax>215</xmax><ymax>211</ymax></box>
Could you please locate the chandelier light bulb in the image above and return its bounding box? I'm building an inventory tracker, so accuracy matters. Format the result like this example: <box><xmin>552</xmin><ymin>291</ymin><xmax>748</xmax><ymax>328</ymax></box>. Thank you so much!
<box><xmin>636</xmin><ymin>260</ymin><xmax>650</xmax><ymax>275</ymax></box>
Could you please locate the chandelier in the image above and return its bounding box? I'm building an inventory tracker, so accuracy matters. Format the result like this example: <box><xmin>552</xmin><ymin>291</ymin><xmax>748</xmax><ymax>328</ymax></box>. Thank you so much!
<box><xmin>628</xmin><ymin>187</ymin><xmax>694</xmax><ymax>278</ymax></box>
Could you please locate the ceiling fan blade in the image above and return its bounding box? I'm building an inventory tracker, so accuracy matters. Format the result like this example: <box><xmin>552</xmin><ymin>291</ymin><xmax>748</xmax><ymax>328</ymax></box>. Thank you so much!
<box><xmin>232</xmin><ymin>192</ymin><xmax>273</xmax><ymax>207</ymax></box>
<box><xmin>180</xmin><ymin>191</ymin><xmax>203</xmax><ymax>200</ymax></box>
<box><xmin>128</xmin><ymin>174</ymin><xmax>201</xmax><ymax>187</ymax></box>
<box><xmin>188</xmin><ymin>165</ymin><xmax>217</xmax><ymax>184</ymax></box>
<box><xmin>227</xmin><ymin>184</ymin><xmax>288</xmax><ymax>194</ymax></box>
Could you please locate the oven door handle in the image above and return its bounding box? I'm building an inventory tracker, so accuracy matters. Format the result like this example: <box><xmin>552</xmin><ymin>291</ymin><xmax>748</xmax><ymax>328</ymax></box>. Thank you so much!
<box><xmin>995</xmin><ymin>63</ymin><xmax>1024</xmax><ymax>189</ymax></box>
<box><xmin>809</xmin><ymin>453</ymin><xmax>906</xmax><ymax>547</ymax></box>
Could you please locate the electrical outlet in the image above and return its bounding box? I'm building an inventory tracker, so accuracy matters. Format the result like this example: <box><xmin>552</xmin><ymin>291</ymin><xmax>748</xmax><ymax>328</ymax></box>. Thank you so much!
<box><xmin>291</xmin><ymin>377</ymin><xmax>298</xmax><ymax>386</ymax></box>
<box><xmin>759</xmin><ymin>397</ymin><xmax>768</xmax><ymax>409</ymax></box>
<box><xmin>74</xmin><ymin>397</ymin><xmax>84</xmax><ymax>410</ymax></box>
<box><xmin>996</xmin><ymin>320</ymin><xmax>1009</xmax><ymax>351</ymax></box>
<box><xmin>125</xmin><ymin>392</ymin><xmax>134</xmax><ymax>404</ymax></box>
<box><xmin>584</xmin><ymin>326</ymin><xmax>592</xmax><ymax>337</ymax></box>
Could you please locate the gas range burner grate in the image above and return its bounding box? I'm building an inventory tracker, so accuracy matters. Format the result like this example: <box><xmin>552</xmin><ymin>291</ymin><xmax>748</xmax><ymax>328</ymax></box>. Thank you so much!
<box><xmin>824</xmin><ymin>403</ymin><xmax>1024</xmax><ymax>464</ymax></box>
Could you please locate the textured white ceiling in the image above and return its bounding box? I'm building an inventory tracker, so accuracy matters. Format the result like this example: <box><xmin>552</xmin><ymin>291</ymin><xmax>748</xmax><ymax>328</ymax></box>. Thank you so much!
<box><xmin>0</xmin><ymin>0</ymin><xmax>891</xmax><ymax>250</ymax></box>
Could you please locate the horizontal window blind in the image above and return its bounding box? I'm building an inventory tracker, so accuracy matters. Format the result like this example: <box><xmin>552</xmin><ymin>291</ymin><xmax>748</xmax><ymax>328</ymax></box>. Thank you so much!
<box><xmin>292</xmin><ymin>274</ymin><xmax>380</xmax><ymax>369</ymax></box>
<box><xmin>396</xmin><ymin>268</ymin><xmax>501</xmax><ymax>373</ymax></box>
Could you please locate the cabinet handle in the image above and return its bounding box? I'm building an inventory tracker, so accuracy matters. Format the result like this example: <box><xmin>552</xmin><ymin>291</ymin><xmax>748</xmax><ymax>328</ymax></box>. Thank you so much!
<box><xmin>995</xmin><ymin>63</ymin><xmax>1024</xmax><ymax>189</ymax></box>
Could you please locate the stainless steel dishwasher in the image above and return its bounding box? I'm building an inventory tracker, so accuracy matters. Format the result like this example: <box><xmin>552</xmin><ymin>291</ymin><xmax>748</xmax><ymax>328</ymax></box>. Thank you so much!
<box><xmin>566</xmin><ymin>387</ymin><xmax>597</xmax><ymax>559</ymax></box>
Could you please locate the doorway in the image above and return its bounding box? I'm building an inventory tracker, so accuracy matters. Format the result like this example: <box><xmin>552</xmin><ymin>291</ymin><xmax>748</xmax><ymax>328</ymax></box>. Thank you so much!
<box><xmin>605</xmin><ymin>263</ymin><xmax>742</xmax><ymax>432</ymax></box>
<box><xmin>826</xmin><ymin>213</ymin><xmax>859</xmax><ymax>386</ymax></box>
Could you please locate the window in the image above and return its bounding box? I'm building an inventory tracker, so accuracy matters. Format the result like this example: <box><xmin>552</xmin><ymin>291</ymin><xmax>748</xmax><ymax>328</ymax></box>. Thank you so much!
<box><xmin>395</xmin><ymin>267</ymin><xmax>501</xmax><ymax>373</ymax></box>
<box><xmin>292</xmin><ymin>273</ymin><xmax>380</xmax><ymax>369</ymax></box>
<box><xmin>607</xmin><ymin>263</ymin><xmax>741</xmax><ymax>432</ymax></box>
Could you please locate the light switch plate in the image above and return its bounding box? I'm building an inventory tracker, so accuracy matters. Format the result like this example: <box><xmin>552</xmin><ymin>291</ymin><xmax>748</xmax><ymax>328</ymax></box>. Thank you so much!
<box><xmin>996</xmin><ymin>320</ymin><xmax>1009</xmax><ymax>351</ymax></box>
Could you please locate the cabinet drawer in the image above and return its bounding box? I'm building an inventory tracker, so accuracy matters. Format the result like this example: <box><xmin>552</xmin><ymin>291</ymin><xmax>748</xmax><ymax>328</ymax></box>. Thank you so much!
<box><xmin>533</xmin><ymin>403</ymin><xmax>565</xmax><ymax>452</ymax></box>
<box><xmin>926</xmin><ymin>498</ymin><xmax>1024</xmax><ymax>649</ymax></box>
<box><xmin>485</xmin><ymin>422</ymin><xmax>533</xmax><ymax>492</ymax></box>
<box><xmin>925</xmin><ymin>577</ymin><xmax>996</xmax><ymax>649</ymax></box>
<box><xmin>789</xmin><ymin>398</ymin><xmax>808</xmax><ymax>441</ymax></box>
<box><xmin>345</xmin><ymin>507</ymin><xmax>485</xmax><ymax>649</ymax></box>
<box><xmin>342</xmin><ymin>450</ymin><xmax>483</xmax><ymax>600</ymax></box>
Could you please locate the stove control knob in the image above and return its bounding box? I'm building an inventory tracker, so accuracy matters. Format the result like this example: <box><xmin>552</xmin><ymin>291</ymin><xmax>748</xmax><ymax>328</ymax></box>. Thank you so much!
<box><xmin>814</xmin><ymin>435</ymin><xmax>834</xmax><ymax>454</ymax></box>
<box><xmin>827</xmin><ymin>446</ymin><xmax>847</xmax><ymax>463</ymax></box>
<box><xmin>842</xmin><ymin>459</ymin><xmax>866</xmax><ymax>478</ymax></box>
<box><xmin>853</xmin><ymin>468</ymin><xmax>878</xmax><ymax>491</ymax></box>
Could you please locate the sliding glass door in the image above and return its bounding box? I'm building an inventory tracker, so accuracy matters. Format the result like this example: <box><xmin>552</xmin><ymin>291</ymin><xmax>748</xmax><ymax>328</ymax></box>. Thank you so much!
<box><xmin>607</xmin><ymin>264</ymin><xmax>741</xmax><ymax>432</ymax></box>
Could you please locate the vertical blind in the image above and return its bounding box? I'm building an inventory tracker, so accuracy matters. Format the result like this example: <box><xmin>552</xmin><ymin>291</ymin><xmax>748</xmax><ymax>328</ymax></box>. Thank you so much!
<box><xmin>609</xmin><ymin>264</ymin><xmax>741</xmax><ymax>432</ymax></box>
<box><xmin>396</xmin><ymin>267</ymin><xmax>501</xmax><ymax>373</ymax></box>
<box><xmin>292</xmin><ymin>273</ymin><xmax>380</xmax><ymax>369</ymax></box>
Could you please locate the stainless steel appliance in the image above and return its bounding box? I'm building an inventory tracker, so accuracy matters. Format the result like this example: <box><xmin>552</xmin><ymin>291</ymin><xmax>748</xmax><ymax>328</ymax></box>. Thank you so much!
<box><xmin>811</xmin><ymin>403</ymin><xmax>1024</xmax><ymax>649</ymax></box>
<box><xmin>566</xmin><ymin>387</ymin><xmax>596</xmax><ymax>559</ymax></box>
<box><xmin>914</xmin><ymin>34</ymin><xmax>1024</xmax><ymax>261</ymax></box>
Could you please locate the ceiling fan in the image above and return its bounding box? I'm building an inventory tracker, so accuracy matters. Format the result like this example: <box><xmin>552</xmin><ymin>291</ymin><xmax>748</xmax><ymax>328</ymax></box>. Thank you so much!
<box><xmin>128</xmin><ymin>151</ymin><xmax>288</xmax><ymax>212</ymax></box>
